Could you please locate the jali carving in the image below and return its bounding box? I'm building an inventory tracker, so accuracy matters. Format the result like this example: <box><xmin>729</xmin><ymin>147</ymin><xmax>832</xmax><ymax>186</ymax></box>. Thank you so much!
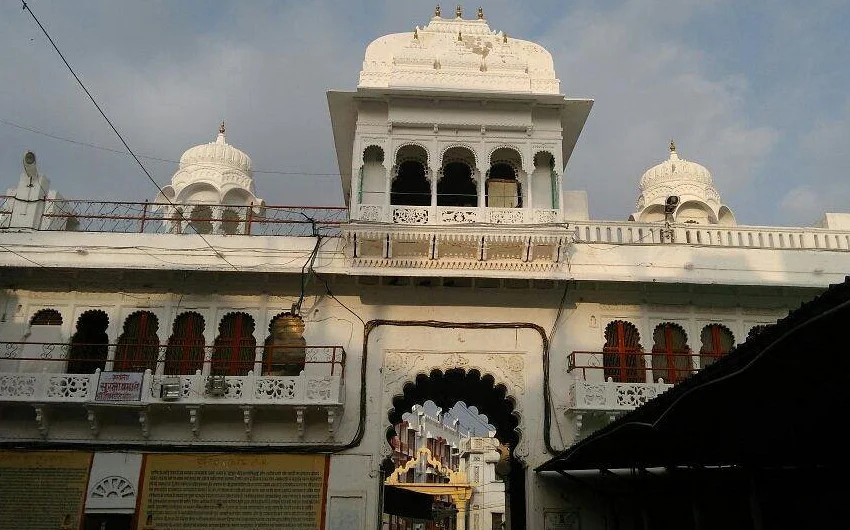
<box><xmin>0</xmin><ymin>374</ymin><xmax>37</xmax><ymax>397</ymax></box>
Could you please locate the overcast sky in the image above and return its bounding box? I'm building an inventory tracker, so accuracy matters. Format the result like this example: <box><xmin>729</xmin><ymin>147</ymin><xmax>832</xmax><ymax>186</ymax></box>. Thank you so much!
<box><xmin>1</xmin><ymin>1</ymin><xmax>848</xmax><ymax>226</ymax></box>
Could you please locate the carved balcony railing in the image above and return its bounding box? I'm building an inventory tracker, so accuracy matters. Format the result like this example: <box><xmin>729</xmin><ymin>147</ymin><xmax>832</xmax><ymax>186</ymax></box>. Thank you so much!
<box><xmin>355</xmin><ymin>204</ymin><xmax>562</xmax><ymax>225</ymax></box>
<box><xmin>0</xmin><ymin>342</ymin><xmax>346</xmax><ymax>439</ymax></box>
<box><xmin>564</xmin><ymin>350</ymin><xmax>727</xmax><ymax>414</ymax></box>
<box><xmin>572</xmin><ymin>220</ymin><xmax>850</xmax><ymax>251</ymax></box>
<box><xmin>17</xmin><ymin>199</ymin><xmax>348</xmax><ymax>236</ymax></box>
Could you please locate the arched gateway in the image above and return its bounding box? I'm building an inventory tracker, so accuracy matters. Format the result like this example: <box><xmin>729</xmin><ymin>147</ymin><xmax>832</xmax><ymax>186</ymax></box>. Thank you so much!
<box><xmin>372</xmin><ymin>321</ymin><xmax>546</xmax><ymax>530</ymax></box>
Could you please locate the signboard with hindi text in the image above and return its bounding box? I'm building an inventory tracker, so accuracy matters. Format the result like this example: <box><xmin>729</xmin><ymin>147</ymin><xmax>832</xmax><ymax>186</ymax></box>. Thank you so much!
<box><xmin>137</xmin><ymin>453</ymin><xmax>329</xmax><ymax>530</ymax></box>
<box><xmin>96</xmin><ymin>372</ymin><xmax>143</xmax><ymax>401</ymax></box>
<box><xmin>0</xmin><ymin>451</ymin><xmax>92</xmax><ymax>530</ymax></box>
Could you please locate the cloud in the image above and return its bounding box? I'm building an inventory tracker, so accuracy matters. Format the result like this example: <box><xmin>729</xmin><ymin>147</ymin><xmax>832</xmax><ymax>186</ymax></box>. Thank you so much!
<box><xmin>538</xmin><ymin>0</ymin><xmax>778</xmax><ymax>222</ymax></box>
<box><xmin>1</xmin><ymin>1</ymin><xmax>847</xmax><ymax>227</ymax></box>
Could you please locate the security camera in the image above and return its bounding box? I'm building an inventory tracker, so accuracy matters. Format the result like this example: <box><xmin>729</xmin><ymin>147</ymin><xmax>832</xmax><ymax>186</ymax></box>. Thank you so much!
<box><xmin>23</xmin><ymin>151</ymin><xmax>38</xmax><ymax>186</ymax></box>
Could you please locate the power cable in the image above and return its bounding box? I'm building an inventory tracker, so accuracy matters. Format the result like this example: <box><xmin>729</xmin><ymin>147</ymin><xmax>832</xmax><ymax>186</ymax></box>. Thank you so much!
<box><xmin>0</xmin><ymin>117</ymin><xmax>340</xmax><ymax>177</ymax></box>
<box><xmin>20</xmin><ymin>1</ymin><xmax>239</xmax><ymax>271</ymax></box>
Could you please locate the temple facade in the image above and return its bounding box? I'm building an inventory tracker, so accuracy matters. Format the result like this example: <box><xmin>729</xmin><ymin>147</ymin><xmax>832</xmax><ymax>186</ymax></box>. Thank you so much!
<box><xmin>1</xmin><ymin>6</ymin><xmax>849</xmax><ymax>530</ymax></box>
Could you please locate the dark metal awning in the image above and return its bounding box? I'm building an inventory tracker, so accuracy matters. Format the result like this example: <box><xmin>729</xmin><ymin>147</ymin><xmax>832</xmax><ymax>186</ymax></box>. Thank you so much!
<box><xmin>537</xmin><ymin>277</ymin><xmax>850</xmax><ymax>473</ymax></box>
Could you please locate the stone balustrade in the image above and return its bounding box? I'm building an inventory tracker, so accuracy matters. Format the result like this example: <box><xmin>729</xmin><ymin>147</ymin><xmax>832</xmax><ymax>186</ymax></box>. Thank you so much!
<box><xmin>567</xmin><ymin>378</ymin><xmax>673</xmax><ymax>413</ymax></box>
<box><xmin>0</xmin><ymin>369</ymin><xmax>343</xmax><ymax>406</ymax></box>
<box><xmin>356</xmin><ymin>204</ymin><xmax>562</xmax><ymax>225</ymax></box>
<box><xmin>572</xmin><ymin>220</ymin><xmax>850</xmax><ymax>251</ymax></box>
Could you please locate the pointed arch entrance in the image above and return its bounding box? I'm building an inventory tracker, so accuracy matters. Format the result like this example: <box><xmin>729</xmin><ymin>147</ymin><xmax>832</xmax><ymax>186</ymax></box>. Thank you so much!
<box><xmin>384</xmin><ymin>368</ymin><xmax>524</xmax><ymax>530</ymax></box>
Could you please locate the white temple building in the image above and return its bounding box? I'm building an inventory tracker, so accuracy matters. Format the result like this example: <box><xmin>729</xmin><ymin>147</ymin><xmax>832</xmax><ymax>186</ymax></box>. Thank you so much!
<box><xmin>1</xmin><ymin>6</ymin><xmax>849</xmax><ymax>530</ymax></box>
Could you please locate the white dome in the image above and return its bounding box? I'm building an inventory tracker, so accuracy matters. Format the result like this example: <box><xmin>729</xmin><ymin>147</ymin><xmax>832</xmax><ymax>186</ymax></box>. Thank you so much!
<box><xmin>157</xmin><ymin>124</ymin><xmax>262</xmax><ymax>207</ymax></box>
<box><xmin>631</xmin><ymin>142</ymin><xmax>736</xmax><ymax>226</ymax></box>
<box><xmin>639</xmin><ymin>146</ymin><xmax>713</xmax><ymax>190</ymax></box>
<box><xmin>359</xmin><ymin>7</ymin><xmax>560</xmax><ymax>94</ymax></box>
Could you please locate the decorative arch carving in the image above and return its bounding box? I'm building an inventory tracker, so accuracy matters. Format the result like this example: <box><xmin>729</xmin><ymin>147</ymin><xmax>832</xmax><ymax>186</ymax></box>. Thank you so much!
<box><xmin>114</xmin><ymin>311</ymin><xmax>160</xmax><ymax>372</ymax></box>
<box><xmin>30</xmin><ymin>308</ymin><xmax>63</xmax><ymax>326</ymax></box>
<box><xmin>533</xmin><ymin>150</ymin><xmax>556</xmax><ymax>168</ymax></box>
<box><xmin>90</xmin><ymin>476</ymin><xmax>135</xmax><ymax>499</ymax></box>
<box><xmin>602</xmin><ymin>320</ymin><xmax>644</xmax><ymax>383</ymax></box>
<box><xmin>382</xmin><ymin>357</ymin><xmax>525</xmax><ymax>451</ymax></box>
<box><xmin>488</xmin><ymin>145</ymin><xmax>524</xmax><ymax>168</ymax></box>
<box><xmin>393</xmin><ymin>142</ymin><xmax>430</xmax><ymax>165</ymax></box>
<box><xmin>212</xmin><ymin>312</ymin><xmax>257</xmax><ymax>375</ymax></box>
<box><xmin>362</xmin><ymin>145</ymin><xmax>385</xmax><ymax>164</ymax></box>
<box><xmin>651</xmin><ymin>322</ymin><xmax>691</xmax><ymax>383</ymax></box>
<box><xmin>440</xmin><ymin>143</ymin><xmax>479</xmax><ymax>167</ymax></box>
<box><xmin>165</xmin><ymin>311</ymin><xmax>206</xmax><ymax>375</ymax></box>
<box><xmin>67</xmin><ymin>310</ymin><xmax>109</xmax><ymax>374</ymax></box>
<box><xmin>699</xmin><ymin>323</ymin><xmax>735</xmax><ymax>368</ymax></box>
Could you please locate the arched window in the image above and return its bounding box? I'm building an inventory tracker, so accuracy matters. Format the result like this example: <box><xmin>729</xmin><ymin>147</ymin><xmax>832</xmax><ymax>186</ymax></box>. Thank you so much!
<box><xmin>651</xmin><ymin>323</ymin><xmax>691</xmax><ymax>383</ymax></box>
<box><xmin>30</xmin><ymin>309</ymin><xmax>63</xmax><ymax>326</ymax></box>
<box><xmin>164</xmin><ymin>312</ymin><xmax>206</xmax><ymax>375</ymax></box>
<box><xmin>602</xmin><ymin>321</ymin><xmax>644</xmax><ymax>383</ymax></box>
<box><xmin>747</xmin><ymin>324</ymin><xmax>771</xmax><ymax>341</ymax></box>
<box><xmin>486</xmin><ymin>163</ymin><xmax>521</xmax><ymax>208</ymax></box>
<box><xmin>114</xmin><ymin>311</ymin><xmax>159</xmax><ymax>372</ymax></box>
<box><xmin>67</xmin><ymin>310</ymin><xmax>109</xmax><ymax>374</ymax></box>
<box><xmin>699</xmin><ymin>324</ymin><xmax>734</xmax><ymax>368</ymax></box>
<box><xmin>437</xmin><ymin>162</ymin><xmax>477</xmax><ymax>207</ymax></box>
<box><xmin>189</xmin><ymin>205</ymin><xmax>213</xmax><ymax>234</ymax></box>
<box><xmin>221</xmin><ymin>208</ymin><xmax>241</xmax><ymax>235</ymax></box>
<box><xmin>212</xmin><ymin>313</ymin><xmax>257</xmax><ymax>376</ymax></box>
<box><xmin>391</xmin><ymin>161</ymin><xmax>430</xmax><ymax>206</ymax></box>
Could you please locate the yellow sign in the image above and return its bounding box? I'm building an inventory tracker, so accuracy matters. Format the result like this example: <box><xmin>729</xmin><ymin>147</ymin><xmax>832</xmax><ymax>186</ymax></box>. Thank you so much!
<box><xmin>0</xmin><ymin>450</ymin><xmax>92</xmax><ymax>530</ymax></box>
<box><xmin>137</xmin><ymin>453</ymin><xmax>329</xmax><ymax>530</ymax></box>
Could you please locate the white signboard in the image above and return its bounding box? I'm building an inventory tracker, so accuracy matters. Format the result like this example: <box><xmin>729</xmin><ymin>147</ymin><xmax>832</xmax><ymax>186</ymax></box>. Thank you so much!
<box><xmin>95</xmin><ymin>372</ymin><xmax>144</xmax><ymax>401</ymax></box>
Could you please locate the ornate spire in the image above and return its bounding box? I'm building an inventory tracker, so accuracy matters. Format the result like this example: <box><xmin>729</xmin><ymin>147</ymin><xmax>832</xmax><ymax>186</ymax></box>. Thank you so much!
<box><xmin>219</xmin><ymin>121</ymin><xmax>226</xmax><ymax>135</ymax></box>
<box><xmin>669</xmin><ymin>139</ymin><xmax>676</xmax><ymax>153</ymax></box>
<box><xmin>477</xmin><ymin>7</ymin><xmax>484</xmax><ymax>19</ymax></box>
<box><xmin>435</xmin><ymin>4</ymin><xmax>441</xmax><ymax>17</ymax></box>
<box><xmin>456</xmin><ymin>5</ymin><xmax>462</xmax><ymax>18</ymax></box>
<box><xmin>413</xmin><ymin>27</ymin><xmax>419</xmax><ymax>40</ymax></box>
<box><xmin>503</xmin><ymin>32</ymin><xmax>508</xmax><ymax>43</ymax></box>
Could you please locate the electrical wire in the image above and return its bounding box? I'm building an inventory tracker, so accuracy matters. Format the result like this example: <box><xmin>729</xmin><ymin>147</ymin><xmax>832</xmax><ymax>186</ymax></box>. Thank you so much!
<box><xmin>0</xmin><ymin>117</ymin><xmax>340</xmax><ymax>177</ymax></box>
<box><xmin>20</xmin><ymin>1</ymin><xmax>239</xmax><ymax>271</ymax></box>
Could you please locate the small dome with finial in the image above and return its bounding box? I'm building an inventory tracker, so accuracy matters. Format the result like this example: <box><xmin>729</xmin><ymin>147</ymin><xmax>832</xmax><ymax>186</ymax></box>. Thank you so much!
<box><xmin>631</xmin><ymin>141</ymin><xmax>736</xmax><ymax>225</ymax></box>
<box><xmin>156</xmin><ymin>123</ymin><xmax>263</xmax><ymax>208</ymax></box>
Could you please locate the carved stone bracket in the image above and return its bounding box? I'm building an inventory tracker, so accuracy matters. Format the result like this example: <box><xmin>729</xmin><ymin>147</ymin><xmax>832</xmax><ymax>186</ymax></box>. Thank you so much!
<box><xmin>239</xmin><ymin>406</ymin><xmax>254</xmax><ymax>439</ymax></box>
<box><xmin>33</xmin><ymin>404</ymin><xmax>48</xmax><ymax>438</ymax></box>
<box><xmin>187</xmin><ymin>406</ymin><xmax>201</xmax><ymax>437</ymax></box>
<box><xmin>295</xmin><ymin>407</ymin><xmax>306</xmax><ymax>437</ymax></box>
<box><xmin>327</xmin><ymin>407</ymin><xmax>337</xmax><ymax>439</ymax></box>
<box><xmin>86</xmin><ymin>407</ymin><xmax>100</xmax><ymax>437</ymax></box>
<box><xmin>139</xmin><ymin>409</ymin><xmax>150</xmax><ymax>438</ymax></box>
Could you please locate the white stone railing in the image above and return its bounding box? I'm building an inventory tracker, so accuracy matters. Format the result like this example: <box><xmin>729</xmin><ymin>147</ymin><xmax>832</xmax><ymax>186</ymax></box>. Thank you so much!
<box><xmin>0</xmin><ymin>372</ymin><xmax>98</xmax><ymax>403</ymax></box>
<box><xmin>572</xmin><ymin>220</ymin><xmax>850</xmax><ymax>251</ymax></box>
<box><xmin>567</xmin><ymin>378</ymin><xmax>673</xmax><ymax>412</ymax></box>
<box><xmin>148</xmin><ymin>370</ymin><xmax>343</xmax><ymax>406</ymax></box>
<box><xmin>355</xmin><ymin>204</ymin><xmax>562</xmax><ymax>225</ymax></box>
<box><xmin>0</xmin><ymin>370</ymin><xmax>343</xmax><ymax>406</ymax></box>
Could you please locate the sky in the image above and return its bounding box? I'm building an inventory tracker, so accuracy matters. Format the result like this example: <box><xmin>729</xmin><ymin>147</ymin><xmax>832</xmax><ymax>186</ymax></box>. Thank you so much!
<box><xmin>0</xmin><ymin>0</ymin><xmax>848</xmax><ymax>226</ymax></box>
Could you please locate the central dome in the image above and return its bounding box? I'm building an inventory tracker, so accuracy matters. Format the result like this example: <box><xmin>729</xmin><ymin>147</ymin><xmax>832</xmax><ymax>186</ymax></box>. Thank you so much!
<box><xmin>359</xmin><ymin>6</ymin><xmax>559</xmax><ymax>94</ymax></box>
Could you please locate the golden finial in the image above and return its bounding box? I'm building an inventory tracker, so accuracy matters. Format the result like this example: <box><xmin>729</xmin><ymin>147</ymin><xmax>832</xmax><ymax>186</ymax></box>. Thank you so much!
<box><xmin>413</xmin><ymin>27</ymin><xmax>419</xmax><ymax>40</ymax></box>
<box><xmin>456</xmin><ymin>5</ymin><xmax>462</xmax><ymax>18</ymax></box>
<box><xmin>219</xmin><ymin>121</ymin><xmax>226</xmax><ymax>135</ymax></box>
<box><xmin>477</xmin><ymin>7</ymin><xmax>484</xmax><ymax>19</ymax></box>
<box><xmin>435</xmin><ymin>4</ymin><xmax>441</xmax><ymax>17</ymax></box>
<box><xmin>669</xmin><ymin>139</ymin><xmax>676</xmax><ymax>153</ymax></box>
<box><xmin>503</xmin><ymin>32</ymin><xmax>508</xmax><ymax>44</ymax></box>
<box><xmin>458</xmin><ymin>31</ymin><xmax>463</xmax><ymax>41</ymax></box>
